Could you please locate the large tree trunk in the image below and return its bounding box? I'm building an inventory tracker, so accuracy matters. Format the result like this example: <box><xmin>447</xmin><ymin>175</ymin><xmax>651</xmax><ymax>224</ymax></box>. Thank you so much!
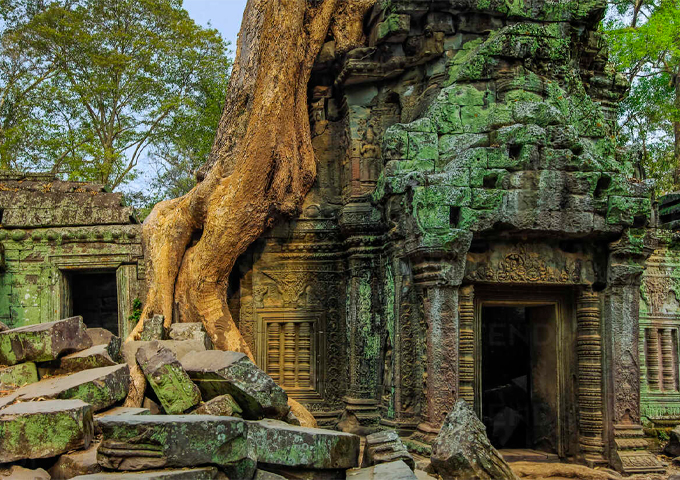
<box><xmin>125</xmin><ymin>0</ymin><xmax>375</xmax><ymax>417</ymax></box>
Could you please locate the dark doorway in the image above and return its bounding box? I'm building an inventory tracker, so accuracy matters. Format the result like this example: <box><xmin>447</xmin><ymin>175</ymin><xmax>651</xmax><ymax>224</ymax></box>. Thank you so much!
<box><xmin>481</xmin><ymin>305</ymin><xmax>558</xmax><ymax>453</ymax></box>
<box><xmin>70</xmin><ymin>271</ymin><xmax>119</xmax><ymax>334</ymax></box>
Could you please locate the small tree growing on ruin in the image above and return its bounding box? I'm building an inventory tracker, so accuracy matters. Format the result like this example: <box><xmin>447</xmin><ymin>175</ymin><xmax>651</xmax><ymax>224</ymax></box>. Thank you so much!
<box><xmin>125</xmin><ymin>0</ymin><xmax>378</xmax><ymax>408</ymax></box>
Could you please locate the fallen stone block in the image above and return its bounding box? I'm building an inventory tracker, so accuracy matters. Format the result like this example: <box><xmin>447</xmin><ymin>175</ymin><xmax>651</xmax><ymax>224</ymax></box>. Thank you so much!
<box><xmin>139</xmin><ymin>314</ymin><xmax>166</xmax><ymax>341</ymax></box>
<box><xmin>143</xmin><ymin>397</ymin><xmax>162</xmax><ymax>414</ymax></box>
<box><xmin>121</xmin><ymin>340</ymin><xmax>207</xmax><ymax>370</ymax></box>
<box><xmin>181</xmin><ymin>350</ymin><xmax>289</xmax><ymax>420</ymax></box>
<box><xmin>430</xmin><ymin>400</ymin><xmax>519</xmax><ymax>480</ymax></box>
<box><xmin>0</xmin><ymin>399</ymin><xmax>94</xmax><ymax>462</ymax></box>
<box><xmin>97</xmin><ymin>414</ymin><xmax>248</xmax><ymax>471</ymax></box>
<box><xmin>95</xmin><ymin>406</ymin><xmax>150</xmax><ymax>434</ymax></box>
<box><xmin>39</xmin><ymin>343</ymin><xmax>118</xmax><ymax>376</ymax></box>
<box><xmin>361</xmin><ymin>430</ymin><xmax>415</xmax><ymax>469</ymax></box>
<box><xmin>256</xmin><ymin>468</ymin><xmax>346</xmax><ymax>480</ymax></box>
<box><xmin>247</xmin><ymin>419</ymin><xmax>360</xmax><ymax>470</ymax></box>
<box><xmin>49</xmin><ymin>441</ymin><xmax>101</xmax><ymax>479</ymax></box>
<box><xmin>0</xmin><ymin>361</ymin><xmax>38</xmax><ymax>387</ymax></box>
<box><xmin>347</xmin><ymin>460</ymin><xmax>417</xmax><ymax>480</ymax></box>
<box><xmin>255</xmin><ymin>470</ymin><xmax>288</xmax><ymax>480</ymax></box>
<box><xmin>71</xmin><ymin>467</ymin><xmax>226</xmax><ymax>479</ymax></box>
<box><xmin>666</xmin><ymin>425</ymin><xmax>680</xmax><ymax>457</ymax></box>
<box><xmin>136</xmin><ymin>342</ymin><xmax>201</xmax><ymax>414</ymax></box>
<box><xmin>85</xmin><ymin>328</ymin><xmax>121</xmax><ymax>360</ymax></box>
<box><xmin>192</xmin><ymin>394</ymin><xmax>242</xmax><ymax>417</ymax></box>
<box><xmin>169</xmin><ymin>322</ymin><xmax>212</xmax><ymax>349</ymax></box>
<box><xmin>0</xmin><ymin>316</ymin><xmax>91</xmax><ymax>366</ymax></box>
<box><xmin>0</xmin><ymin>465</ymin><xmax>51</xmax><ymax>479</ymax></box>
<box><xmin>15</xmin><ymin>364</ymin><xmax>130</xmax><ymax>411</ymax></box>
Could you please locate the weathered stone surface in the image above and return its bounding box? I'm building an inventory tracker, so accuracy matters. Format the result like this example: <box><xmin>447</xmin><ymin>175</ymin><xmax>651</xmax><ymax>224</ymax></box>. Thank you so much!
<box><xmin>255</xmin><ymin>470</ymin><xmax>288</xmax><ymax>480</ymax></box>
<box><xmin>97</xmin><ymin>414</ymin><xmax>248</xmax><ymax>471</ymax></box>
<box><xmin>139</xmin><ymin>314</ymin><xmax>165</xmax><ymax>341</ymax></box>
<box><xmin>40</xmin><ymin>344</ymin><xmax>118</xmax><ymax>376</ymax></box>
<box><xmin>0</xmin><ymin>361</ymin><xmax>38</xmax><ymax>387</ymax></box>
<box><xmin>49</xmin><ymin>441</ymin><xmax>101</xmax><ymax>479</ymax></box>
<box><xmin>192</xmin><ymin>394</ymin><xmax>242</xmax><ymax>417</ymax></box>
<box><xmin>347</xmin><ymin>461</ymin><xmax>417</xmax><ymax>480</ymax></box>
<box><xmin>0</xmin><ymin>316</ymin><xmax>91</xmax><ymax>366</ymax></box>
<box><xmin>86</xmin><ymin>328</ymin><xmax>121</xmax><ymax>360</ymax></box>
<box><xmin>136</xmin><ymin>341</ymin><xmax>201</xmax><ymax>414</ymax></box>
<box><xmin>181</xmin><ymin>350</ymin><xmax>289</xmax><ymax>420</ymax></box>
<box><xmin>95</xmin><ymin>406</ymin><xmax>149</xmax><ymax>434</ymax></box>
<box><xmin>430</xmin><ymin>400</ymin><xmax>519</xmax><ymax>480</ymax></box>
<box><xmin>168</xmin><ymin>322</ymin><xmax>212</xmax><ymax>349</ymax></box>
<box><xmin>15</xmin><ymin>364</ymin><xmax>130</xmax><ymax>411</ymax></box>
<box><xmin>247</xmin><ymin>419</ymin><xmax>360</xmax><ymax>470</ymax></box>
<box><xmin>0</xmin><ymin>466</ymin><xmax>51</xmax><ymax>479</ymax></box>
<box><xmin>121</xmin><ymin>340</ymin><xmax>207</xmax><ymax>368</ymax></box>
<box><xmin>0</xmin><ymin>399</ymin><xmax>94</xmax><ymax>462</ymax></box>
<box><xmin>665</xmin><ymin>425</ymin><xmax>680</xmax><ymax>457</ymax></box>
<box><xmin>71</xmin><ymin>467</ymin><xmax>226</xmax><ymax>479</ymax></box>
<box><xmin>361</xmin><ymin>430</ymin><xmax>414</xmax><ymax>470</ymax></box>
<box><xmin>143</xmin><ymin>397</ymin><xmax>162</xmax><ymax>415</ymax></box>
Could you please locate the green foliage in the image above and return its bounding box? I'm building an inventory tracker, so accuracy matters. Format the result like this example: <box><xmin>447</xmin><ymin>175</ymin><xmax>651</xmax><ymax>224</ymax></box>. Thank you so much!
<box><xmin>658</xmin><ymin>429</ymin><xmax>670</xmax><ymax>442</ymax></box>
<box><xmin>128</xmin><ymin>297</ymin><xmax>143</xmax><ymax>323</ymax></box>
<box><xmin>0</xmin><ymin>0</ymin><xmax>231</xmax><ymax>196</ymax></box>
<box><xmin>603</xmin><ymin>0</ymin><xmax>680</xmax><ymax>195</ymax></box>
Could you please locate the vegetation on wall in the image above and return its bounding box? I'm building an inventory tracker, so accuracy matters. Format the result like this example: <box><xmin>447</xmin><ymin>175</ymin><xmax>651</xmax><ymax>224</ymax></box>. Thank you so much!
<box><xmin>604</xmin><ymin>0</ymin><xmax>680</xmax><ymax>195</ymax></box>
<box><xmin>0</xmin><ymin>0</ymin><xmax>231</xmax><ymax>209</ymax></box>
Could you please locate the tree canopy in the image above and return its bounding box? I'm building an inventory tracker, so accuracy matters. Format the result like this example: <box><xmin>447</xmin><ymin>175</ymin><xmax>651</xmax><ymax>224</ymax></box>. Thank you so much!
<box><xmin>0</xmin><ymin>0</ymin><xmax>230</xmax><ymax>199</ymax></box>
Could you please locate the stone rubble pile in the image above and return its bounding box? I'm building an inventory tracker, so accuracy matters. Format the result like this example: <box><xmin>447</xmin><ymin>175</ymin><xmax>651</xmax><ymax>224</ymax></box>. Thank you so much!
<box><xmin>0</xmin><ymin>316</ymin><xmax>406</xmax><ymax>479</ymax></box>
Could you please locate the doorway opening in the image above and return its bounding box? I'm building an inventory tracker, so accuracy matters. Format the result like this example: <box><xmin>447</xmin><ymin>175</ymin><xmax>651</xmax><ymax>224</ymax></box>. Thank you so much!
<box><xmin>481</xmin><ymin>304</ymin><xmax>558</xmax><ymax>454</ymax></box>
<box><xmin>69</xmin><ymin>271</ymin><xmax>119</xmax><ymax>334</ymax></box>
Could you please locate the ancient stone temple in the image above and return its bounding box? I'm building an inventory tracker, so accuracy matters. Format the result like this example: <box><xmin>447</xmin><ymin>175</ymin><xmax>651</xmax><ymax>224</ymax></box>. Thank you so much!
<box><xmin>0</xmin><ymin>172</ymin><xmax>144</xmax><ymax>338</ymax></box>
<box><xmin>225</xmin><ymin>0</ymin><xmax>664</xmax><ymax>474</ymax></box>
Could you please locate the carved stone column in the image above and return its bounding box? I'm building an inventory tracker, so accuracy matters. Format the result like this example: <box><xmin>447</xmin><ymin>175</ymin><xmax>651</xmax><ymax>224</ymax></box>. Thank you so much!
<box><xmin>661</xmin><ymin>328</ymin><xmax>676</xmax><ymax>391</ymax></box>
<box><xmin>604</xmin><ymin>232</ymin><xmax>664</xmax><ymax>474</ymax></box>
<box><xmin>412</xmin><ymin>259</ymin><xmax>461</xmax><ymax>441</ymax></box>
<box><xmin>458</xmin><ymin>285</ymin><xmax>475</xmax><ymax>407</ymax></box>
<box><xmin>577</xmin><ymin>289</ymin><xmax>606</xmax><ymax>466</ymax></box>
<box><xmin>645</xmin><ymin>328</ymin><xmax>660</xmax><ymax>391</ymax></box>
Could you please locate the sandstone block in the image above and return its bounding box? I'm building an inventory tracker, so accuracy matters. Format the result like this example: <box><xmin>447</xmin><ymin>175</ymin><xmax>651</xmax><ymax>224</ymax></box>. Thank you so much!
<box><xmin>71</xmin><ymin>467</ymin><xmax>225</xmax><ymax>479</ymax></box>
<box><xmin>139</xmin><ymin>315</ymin><xmax>165</xmax><ymax>341</ymax></box>
<box><xmin>430</xmin><ymin>400</ymin><xmax>519</xmax><ymax>480</ymax></box>
<box><xmin>40</xmin><ymin>343</ymin><xmax>118</xmax><ymax>376</ymax></box>
<box><xmin>136</xmin><ymin>342</ymin><xmax>201</xmax><ymax>414</ymax></box>
<box><xmin>0</xmin><ymin>466</ymin><xmax>51</xmax><ymax>479</ymax></box>
<box><xmin>247</xmin><ymin>419</ymin><xmax>360</xmax><ymax>470</ymax></box>
<box><xmin>0</xmin><ymin>399</ymin><xmax>94</xmax><ymax>462</ymax></box>
<box><xmin>95</xmin><ymin>406</ymin><xmax>150</xmax><ymax>434</ymax></box>
<box><xmin>192</xmin><ymin>394</ymin><xmax>242</xmax><ymax>417</ymax></box>
<box><xmin>665</xmin><ymin>425</ymin><xmax>680</xmax><ymax>457</ymax></box>
<box><xmin>15</xmin><ymin>364</ymin><xmax>130</xmax><ymax>411</ymax></box>
<box><xmin>181</xmin><ymin>350</ymin><xmax>289</xmax><ymax>420</ymax></box>
<box><xmin>49</xmin><ymin>441</ymin><xmax>101</xmax><ymax>478</ymax></box>
<box><xmin>168</xmin><ymin>322</ymin><xmax>212</xmax><ymax>349</ymax></box>
<box><xmin>85</xmin><ymin>328</ymin><xmax>121</xmax><ymax>360</ymax></box>
<box><xmin>0</xmin><ymin>316</ymin><xmax>91</xmax><ymax>366</ymax></box>
<box><xmin>0</xmin><ymin>361</ymin><xmax>38</xmax><ymax>388</ymax></box>
<box><xmin>362</xmin><ymin>430</ymin><xmax>415</xmax><ymax>469</ymax></box>
<box><xmin>347</xmin><ymin>460</ymin><xmax>417</xmax><ymax>480</ymax></box>
<box><xmin>121</xmin><ymin>339</ymin><xmax>207</xmax><ymax>367</ymax></box>
<box><xmin>97</xmin><ymin>414</ymin><xmax>248</xmax><ymax>471</ymax></box>
<box><xmin>255</xmin><ymin>471</ymin><xmax>288</xmax><ymax>480</ymax></box>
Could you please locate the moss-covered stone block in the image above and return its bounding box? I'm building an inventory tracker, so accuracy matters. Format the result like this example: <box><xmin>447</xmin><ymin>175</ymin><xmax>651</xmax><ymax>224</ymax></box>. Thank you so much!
<box><xmin>439</xmin><ymin>134</ymin><xmax>489</xmax><ymax>165</ymax></box>
<box><xmin>383</xmin><ymin>126</ymin><xmax>409</xmax><ymax>160</ymax></box>
<box><xmin>430</xmin><ymin>101</ymin><xmax>463</xmax><ymax>134</ymax></box>
<box><xmin>447</xmin><ymin>85</ymin><xmax>487</xmax><ymax>106</ymax></box>
<box><xmin>492</xmin><ymin>123</ymin><xmax>547</xmax><ymax>146</ymax></box>
<box><xmin>97</xmin><ymin>414</ymin><xmax>248</xmax><ymax>471</ymax></box>
<box><xmin>471</xmin><ymin>189</ymin><xmax>505</xmax><ymax>209</ymax></box>
<box><xmin>0</xmin><ymin>361</ymin><xmax>38</xmax><ymax>388</ymax></box>
<box><xmin>407</xmin><ymin>132</ymin><xmax>439</xmax><ymax>161</ymax></box>
<box><xmin>40</xmin><ymin>343</ymin><xmax>118</xmax><ymax>376</ymax></box>
<box><xmin>607</xmin><ymin>196</ymin><xmax>652</xmax><ymax>226</ymax></box>
<box><xmin>461</xmin><ymin>105</ymin><xmax>492</xmax><ymax>133</ymax></box>
<box><xmin>136</xmin><ymin>342</ymin><xmax>202</xmax><ymax>415</ymax></box>
<box><xmin>247</xmin><ymin>419</ymin><xmax>360</xmax><ymax>470</ymax></box>
<box><xmin>487</xmin><ymin>103</ymin><xmax>514</xmax><ymax>129</ymax></box>
<box><xmin>0</xmin><ymin>316</ymin><xmax>91</xmax><ymax>366</ymax></box>
<box><xmin>512</xmin><ymin>101</ymin><xmax>564</xmax><ymax>126</ymax></box>
<box><xmin>0</xmin><ymin>399</ymin><xmax>94</xmax><ymax>463</ymax></box>
<box><xmin>373</xmin><ymin>13</ymin><xmax>410</xmax><ymax>44</ymax></box>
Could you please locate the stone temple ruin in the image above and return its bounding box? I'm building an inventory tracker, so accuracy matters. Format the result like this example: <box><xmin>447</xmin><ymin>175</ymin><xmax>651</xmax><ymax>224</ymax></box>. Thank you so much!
<box><xmin>3</xmin><ymin>0</ymin><xmax>680</xmax><ymax>478</ymax></box>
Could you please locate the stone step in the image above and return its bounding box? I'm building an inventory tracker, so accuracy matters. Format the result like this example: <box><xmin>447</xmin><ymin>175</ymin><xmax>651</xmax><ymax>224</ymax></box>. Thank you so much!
<box><xmin>0</xmin><ymin>316</ymin><xmax>91</xmax><ymax>365</ymax></box>
<box><xmin>14</xmin><ymin>364</ymin><xmax>130</xmax><ymax>411</ymax></box>
<box><xmin>136</xmin><ymin>341</ymin><xmax>201</xmax><ymax>414</ymax></box>
<box><xmin>97</xmin><ymin>414</ymin><xmax>248</xmax><ymax>471</ymax></box>
<box><xmin>181</xmin><ymin>350</ymin><xmax>289</xmax><ymax>420</ymax></box>
<box><xmin>71</xmin><ymin>467</ymin><xmax>225</xmax><ymax>479</ymax></box>
<box><xmin>0</xmin><ymin>399</ymin><xmax>94</xmax><ymax>462</ymax></box>
<box><xmin>247</xmin><ymin>418</ymin><xmax>360</xmax><ymax>470</ymax></box>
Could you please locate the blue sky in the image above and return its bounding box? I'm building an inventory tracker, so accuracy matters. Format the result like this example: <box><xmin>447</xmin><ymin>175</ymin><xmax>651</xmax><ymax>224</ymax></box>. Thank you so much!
<box><xmin>183</xmin><ymin>0</ymin><xmax>248</xmax><ymax>48</ymax></box>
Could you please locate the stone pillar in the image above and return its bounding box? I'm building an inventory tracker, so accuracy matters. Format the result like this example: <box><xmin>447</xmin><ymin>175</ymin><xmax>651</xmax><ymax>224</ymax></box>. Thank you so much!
<box><xmin>458</xmin><ymin>285</ymin><xmax>475</xmax><ymax>407</ymax></box>
<box><xmin>645</xmin><ymin>327</ymin><xmax>660</xmax><ymax>391</ymax></box>
<box><xmin>413</xmin><ymin>259</ymin><xmax>460</xmax><ymax>442</ymax></box>
<box><xmin>661</xmin><ymin>328</ymin><xmax>676</xmax><ymax>391</ymax></box>
<box><xmin>576</xmin><ymin>289</ymin><xmax>606</xmax><ymax>466</ymax></box>
<box><xmin>341</xmin><ymin>202</ymin><xmax>383</xmax><ymax>426</ymax></box>
<box><xmin>604</xmin><ymin>233</ymin><xmax>664</xmax><ymax>474</ymax></box>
